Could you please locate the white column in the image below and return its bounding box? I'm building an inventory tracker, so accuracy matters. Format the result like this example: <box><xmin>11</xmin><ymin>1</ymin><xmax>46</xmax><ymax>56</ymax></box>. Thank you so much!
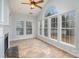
<box><xmin>37</xmin><ymin>21</ymin><xmax>40</xmax><ymax>36</ymax></box>
<box><xmin>42</xmin><ymin>20</ymin><xmax>44</xmax><ymax>36</ymax></box>
<box><xmin>48</xmin><ymin>17</ymin><xmax>51</xmax><ymax>38</ymax></box>
<box><xmin>58</xmin><ymin>15</ymin><xmax>62</xmax><ymax>41</ymax></box>
<box><xmin>24</xmin><ymin>20</ymin><xmax>26</xmax><ymax>36</ymax></box>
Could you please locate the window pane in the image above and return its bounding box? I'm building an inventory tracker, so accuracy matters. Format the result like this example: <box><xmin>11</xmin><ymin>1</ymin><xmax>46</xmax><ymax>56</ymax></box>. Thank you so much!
<box><xmin>40</xmin><ymin>21</ymin><xmax>42</xmax><ymax>35</ymax></box>
<box><xmin>44</xmin><ymin>19</ymin><xmax>48</xmax><ymax>36</ymax></box>
<box><xmin>62</xmin><ymin>11</ymin><xmax>75</xmax><ymax>45</ymax></box>
<box><xmin>44</xmin><ymin>29</ymin><xmax>48</xmax><ymax>36</ymax></box>
<box><xmin>26</xmin><ymin>29</ymin><xmax>32</xmax><ymax>34</ymax></box>
<box><xmin>51</xmin><ymin>17</ymin><xmax>58</xmax><ymax>40</ymax></box>
<box><xmin>26</xmin><ymin>21</ymin><xmax>32</xmax><ymax>34</ymax></box>
<box><xmin>62</xmin><ymin>29</ymin><xmax>74</xmax><ymax>44</ymax></box>
<box><xmin>16</xmin><ymin>21</ymin><xmax>24</xmax><ymax>35</ymax></box>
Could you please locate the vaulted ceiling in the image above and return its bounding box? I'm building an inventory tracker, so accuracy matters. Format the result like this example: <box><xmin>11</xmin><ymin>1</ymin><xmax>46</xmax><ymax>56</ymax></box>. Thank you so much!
<box><xmin>8</xmin><ymin>0</ymin><xmax>48</xmax><ymax>15</ymax></box>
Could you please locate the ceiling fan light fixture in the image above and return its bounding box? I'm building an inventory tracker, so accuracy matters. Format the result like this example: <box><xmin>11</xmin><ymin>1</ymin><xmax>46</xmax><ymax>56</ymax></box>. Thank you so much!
<box><xmin>21</xmin><ymin>0</ymin><xmax>43</xmax><ymax>9</ymax></box>
<box><xmin>31</xmin><ymin>4</ymin><xmax>36</xmax><ymax>9</ymax></box>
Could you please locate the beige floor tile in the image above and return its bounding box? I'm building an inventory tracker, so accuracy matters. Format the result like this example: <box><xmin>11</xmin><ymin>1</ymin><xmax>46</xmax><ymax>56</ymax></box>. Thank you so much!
<box><xmin>10</xmin><ymin>39</ymin><xmax>75</xmax><ymax>58</ymax></box>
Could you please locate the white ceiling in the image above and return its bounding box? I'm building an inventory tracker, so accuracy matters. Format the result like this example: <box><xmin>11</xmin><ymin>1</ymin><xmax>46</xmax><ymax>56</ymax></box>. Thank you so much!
<box><xmin>9</xmin><ymin>0</ymin><xmax>47</xmax><ymax>15</ymax></box>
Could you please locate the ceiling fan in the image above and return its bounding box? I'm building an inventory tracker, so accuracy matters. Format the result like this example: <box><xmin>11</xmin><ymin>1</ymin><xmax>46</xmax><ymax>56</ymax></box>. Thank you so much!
<box><xmin>21</xmin><ymin>0</ymin><xmax>44</xmax><ymax>9</ymax></box>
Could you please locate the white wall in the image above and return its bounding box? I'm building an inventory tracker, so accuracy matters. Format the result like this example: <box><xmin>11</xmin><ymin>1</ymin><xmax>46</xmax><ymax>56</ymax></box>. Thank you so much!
<box><xmin>37</xmin><ymin>0</ymin><xmax>79</xmax><ymax>57</ymax></box>
<box><xmin>9</xmin><ymin>13</ymin><xmax>37</xmax><ymax>41</ymax></box>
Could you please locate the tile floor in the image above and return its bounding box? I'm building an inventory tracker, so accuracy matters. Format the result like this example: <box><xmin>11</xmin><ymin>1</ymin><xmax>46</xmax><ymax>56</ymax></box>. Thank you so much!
<box><xmin>10</xmin><ymin>38</ymin><xmax>75</xmax><ymax>58</ymax></box>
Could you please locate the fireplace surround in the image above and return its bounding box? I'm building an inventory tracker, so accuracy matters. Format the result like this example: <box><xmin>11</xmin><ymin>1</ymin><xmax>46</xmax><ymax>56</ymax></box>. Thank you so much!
<box><xmin>4</xmin><ymin>33</ymin><xmax>8</xmax><ymax>57</ymax></box>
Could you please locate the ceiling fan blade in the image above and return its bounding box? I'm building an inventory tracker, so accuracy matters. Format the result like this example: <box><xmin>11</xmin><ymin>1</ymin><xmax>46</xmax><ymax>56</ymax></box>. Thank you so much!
<box><xmin>35</xmin><ymin>4</ymin><xmax>42</xmax><ymax>9</ymax></box>
<box><xmin>36</xmin><ymin>0</ymin><xmax>44</xmax><ymax>4</ymax></box>
<box><xmin>21</xmin><ymin>3</ymin><xmax>30</xmax><ymax>5</ymax></box>
<box><xmin>29</xmin><ymin>0</ymin><xmax>33</xmax><ymax>2</ymax></box>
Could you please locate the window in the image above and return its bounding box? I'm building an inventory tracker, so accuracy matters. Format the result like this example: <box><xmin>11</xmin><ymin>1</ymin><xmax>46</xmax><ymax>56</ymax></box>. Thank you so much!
<box><xmin>44</xmin><ymin>19</ymin><xmax>48</xmax><ymax>37</ymax></box>
<box><xmin>45</xmin><ymin>7</ymin><xmax>60</xmax><ymax>17</ymax></box>
<box><xmin>39</xmin><ymin>10</ymin><xmax>75</xmax><ymax>46</ymax></box>
<box><xmin>62</xmin><ymin>12</ymin><xmax>75</xmax><ymax>45</ymax></box>
<box><xmin>16</xmin><ymin>21</ymin><xmax>24</xmax><ymax>35</ymax></box>
<box><xmin>40</xmin><ymin>20</ymin><xmax>42</xmax><ymax>35</ymax></box>
<box><xmin>26</xmin><ymin>21</ymin><xmax>32</xmax><ymax>34</ymax></box>
<box><xmin>51</xmin><ymin>17</ymin><xmax>58</xmax><ymax>40</ymax></box>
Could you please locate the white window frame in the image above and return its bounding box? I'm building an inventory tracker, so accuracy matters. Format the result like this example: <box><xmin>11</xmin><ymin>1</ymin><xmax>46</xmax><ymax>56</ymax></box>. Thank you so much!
<box><xmin>38</xmin><ymin>10</ymin><xmax>76</xmax><ymax>46</ymax></box>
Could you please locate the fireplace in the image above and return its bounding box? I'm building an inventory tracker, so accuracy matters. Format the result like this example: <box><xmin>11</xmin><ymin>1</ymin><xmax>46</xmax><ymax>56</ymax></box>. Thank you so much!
<box><xmin>4</xmin><ymin>33</ymin><xmax>8</xmax><ymax>57</ymax></box>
